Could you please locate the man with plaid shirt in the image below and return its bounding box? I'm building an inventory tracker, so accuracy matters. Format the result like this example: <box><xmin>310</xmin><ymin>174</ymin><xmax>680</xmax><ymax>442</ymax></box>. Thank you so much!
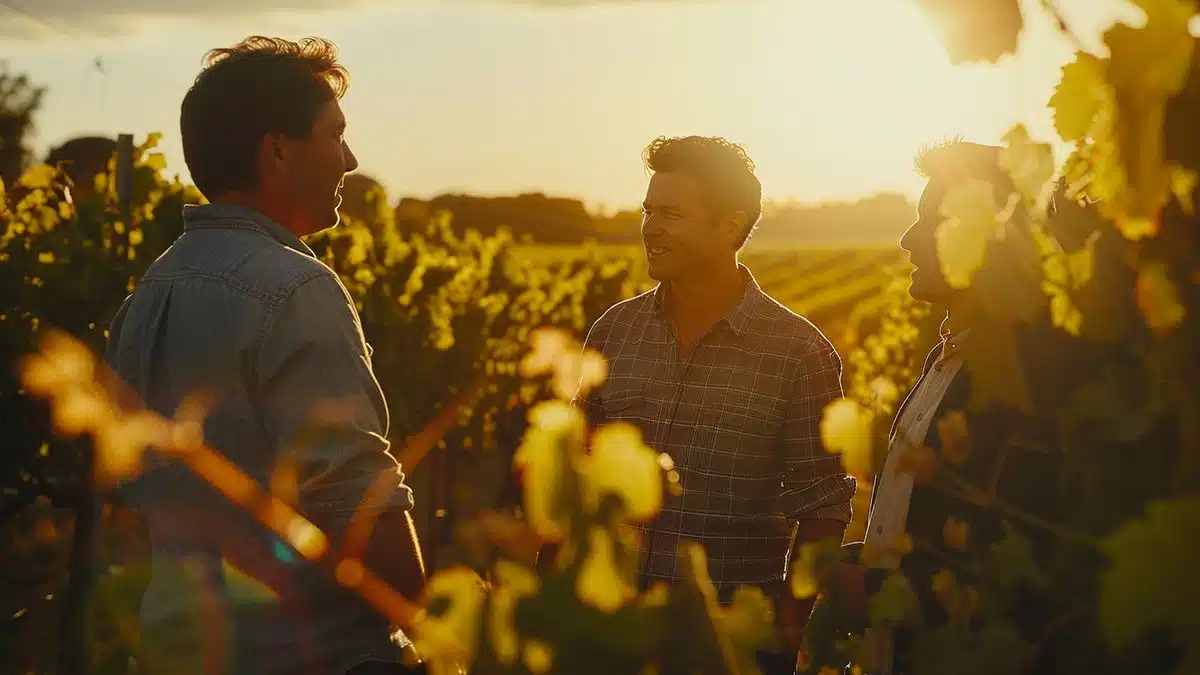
<box><xmin>573</xmin><ymin>135</ymin><xmax>856</xmax><ymax>674</ymax></box>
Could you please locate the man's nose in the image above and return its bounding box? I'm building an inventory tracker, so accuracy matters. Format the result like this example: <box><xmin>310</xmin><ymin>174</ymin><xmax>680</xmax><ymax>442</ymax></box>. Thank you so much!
<box><xmin>344</xmin><ymin>142</ymin><xmax>359</xmax><ymax>173</ymax></box>
<box><xmin>641</xmin><ymin>214</ymin><xmax>663</xmax><ymax>238</ymax></box>
<box><xmin>899</xmin><ymin>220</ymin><xmax>919</xmax><ymax>252</ymax></box>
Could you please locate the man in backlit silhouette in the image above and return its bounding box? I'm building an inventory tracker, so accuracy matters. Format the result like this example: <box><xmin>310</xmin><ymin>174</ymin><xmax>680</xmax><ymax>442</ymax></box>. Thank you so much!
<box><xmin>104</xmin><ymin>36</ymin><xmax>426</xmax><ymax>675</ymax></box>
<box><xmin>821</xmin><ymin>140</ymin><xmax>1172</xmax><ymax>675</ymax></box>
<box><xmin>562</xmin><ymin>135</ymin><xmax>856</xmax><ymax>674</ymax></box>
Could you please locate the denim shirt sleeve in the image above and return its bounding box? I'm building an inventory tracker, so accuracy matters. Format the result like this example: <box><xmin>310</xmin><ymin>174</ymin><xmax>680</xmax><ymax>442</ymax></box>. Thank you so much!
<box><xmin>255</xmin><ymin>271</ymin><xmax>414</xmax><ymax>530</ymax></box>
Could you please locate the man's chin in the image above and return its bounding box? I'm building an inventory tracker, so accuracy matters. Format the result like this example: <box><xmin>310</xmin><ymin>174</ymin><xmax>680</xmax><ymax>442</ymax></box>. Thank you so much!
<box><xmin>646</xmin><ymin>262</ymin><xmax>676</xmax><ymax>283</ymax></box>
<box><xmin>908</xmin><ymin>277</ymin><xmax>955</xmax><ymax>306</ymax></box>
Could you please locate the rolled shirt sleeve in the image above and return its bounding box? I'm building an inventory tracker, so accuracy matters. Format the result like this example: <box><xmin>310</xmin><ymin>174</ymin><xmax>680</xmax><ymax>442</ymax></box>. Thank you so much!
<box><xmin>256</xmin><ymin>272</ymin><xmax>413</xmax><ymax>530</ymax></box>
<box><xmin>779</xmin><ymin>334</ymin><xmax>856</xmax><ymax>523</ymax></box>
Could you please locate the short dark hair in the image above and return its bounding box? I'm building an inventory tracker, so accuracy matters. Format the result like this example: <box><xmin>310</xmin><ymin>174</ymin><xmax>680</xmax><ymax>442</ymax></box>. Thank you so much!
<box><xmin>916</xmin><ymin>138</ymin><xmax>1081</xmax><ymax>239</ymax></box>
<box><xmin>914</xmin><ymin>138</ymin><xmax>1012</xmax><ymax>190</ymax></box>
<box><xmin>180</xmin><ymin>36</ymin><xmax>350</xmax><ymax>200</ymax></box>
<box><xmin>642</xmin><ymin>135</ymin><xmax>763</xmax><ymax>248</ymax></box>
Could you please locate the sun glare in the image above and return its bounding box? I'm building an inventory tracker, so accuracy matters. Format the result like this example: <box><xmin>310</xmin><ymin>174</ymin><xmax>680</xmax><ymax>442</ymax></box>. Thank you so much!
<box><xmin>741</xmin><ymin>0</ymin><xmax>1029</xmax><ymax>200</ymax></box>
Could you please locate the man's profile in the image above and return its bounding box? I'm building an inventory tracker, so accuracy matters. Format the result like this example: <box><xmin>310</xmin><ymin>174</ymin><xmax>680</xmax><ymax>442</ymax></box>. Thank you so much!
<box><xmin>104</xmin><ymin>36</ymin><xmax>426</xmax><ymax>675</ymax></box>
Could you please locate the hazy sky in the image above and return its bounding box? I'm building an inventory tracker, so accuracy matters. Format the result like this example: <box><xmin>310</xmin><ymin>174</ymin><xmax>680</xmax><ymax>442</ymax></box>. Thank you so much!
<box><xmin>3</xmin><ymin>0</ymin><xmax>1137</xmax><ymax>209</ymax></box>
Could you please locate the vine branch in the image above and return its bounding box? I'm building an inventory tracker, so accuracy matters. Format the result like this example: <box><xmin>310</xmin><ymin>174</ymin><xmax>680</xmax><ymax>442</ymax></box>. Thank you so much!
<box><xmin>933</xmin><ymin>467</ymin><xmax>1100</xmax><ymax>548</ymax></box>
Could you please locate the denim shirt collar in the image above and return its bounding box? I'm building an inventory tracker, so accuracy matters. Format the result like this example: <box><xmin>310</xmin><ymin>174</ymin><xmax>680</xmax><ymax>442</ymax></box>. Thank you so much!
<box><xmin>182</xmin><ymin>203</ymin><xmax>317</xmax><ymax>259</ymax></box>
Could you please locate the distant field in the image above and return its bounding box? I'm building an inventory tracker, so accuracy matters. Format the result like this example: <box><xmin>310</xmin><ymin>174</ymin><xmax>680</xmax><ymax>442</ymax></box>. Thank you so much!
<box><xmin>509</xmin><ymin>242</ymin><xmax>912</xmax><ymax>348</ymax></box>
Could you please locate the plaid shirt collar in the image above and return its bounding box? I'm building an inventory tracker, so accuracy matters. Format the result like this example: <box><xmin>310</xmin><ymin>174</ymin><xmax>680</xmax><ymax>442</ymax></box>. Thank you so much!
<box><xmin>647</xmin><ymin>263</ymin><xmax>765</xmax><ymax>337</ymax></box>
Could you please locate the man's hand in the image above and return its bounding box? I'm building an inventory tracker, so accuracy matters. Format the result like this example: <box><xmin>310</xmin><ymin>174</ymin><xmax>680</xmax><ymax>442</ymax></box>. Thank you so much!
<box><xmin>776</xmin><ymin>590</ymin><xmax>816</xmax><ymax>654</ymax></box>
<box><xmin>832</xmin><ymin>562</ymin><xmax>869</xmax><ymax>626</ymax></box>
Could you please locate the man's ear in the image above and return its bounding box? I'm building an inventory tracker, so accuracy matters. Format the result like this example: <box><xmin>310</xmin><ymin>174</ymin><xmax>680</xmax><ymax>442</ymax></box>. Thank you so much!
<box><xmin>260</xmin><ymin>132</ymin><xmax>286</xmax><ymax>165</ymax></box>
<box><xmin>720</xmin><ymin>210</ymin><xmax>748</xmax><ymax>247</ymax></box>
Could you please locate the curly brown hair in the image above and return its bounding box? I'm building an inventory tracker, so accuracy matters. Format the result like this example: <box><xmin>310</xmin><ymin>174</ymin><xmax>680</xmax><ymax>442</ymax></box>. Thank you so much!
<box><xmin>642</xmin><ymin>135</ymin><xmax>763</xmax><ymax>248</ymax></box>
<box><xmin>181</xmin><ymin>36</ymin><xmax>350</xmax><ymax>200</ymax></box>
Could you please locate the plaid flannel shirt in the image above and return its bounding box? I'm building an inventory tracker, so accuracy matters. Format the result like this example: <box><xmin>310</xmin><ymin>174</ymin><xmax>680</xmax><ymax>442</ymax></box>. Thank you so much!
<box><xmin>574</xmin><ymin>266</ymin><xmax>855</xmax><ymax>597</ymax></box>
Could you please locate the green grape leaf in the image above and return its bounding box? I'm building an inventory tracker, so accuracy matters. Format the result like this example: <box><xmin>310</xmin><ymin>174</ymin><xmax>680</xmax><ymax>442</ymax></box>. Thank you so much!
<box><xmin>971</xmin><ymin>221</ymin><xmax>1046</xmax><ymax>325</ymax></box>
<box><xmin>19</xmin><ymin>164</ymin><xmax>57</xmax><ymax>190</ymax></box>
<box><xmin>717</xmin><ymin>585</ymin><xmax>778</xmax><ymax>674</ymax></box>
<box><xmin>1000</xmin><ymin>124</ymin><xmax>1056</xmax><ymax>211</ymax></box>
<box><xmin>1104</xmin><ymin>0</ymin><xmax>1194</xmax><ymax>97</ymax></box>
<box><xmin>819</xmin><ymin>397</ymin><xmax>876</xmax><ymax>478</ymax></box>
<box><xmin>144</xmin><ymin>153</ymin><xmax>168</xmax><ymax>172</ymax></box>
<box><xmin>1102</xmin><ymin>0</ymin><xmax>1195</xmax><ymax>236</ymax></box>
<box><xmin>964</xmin><ymin>322</ymin><xmax>1033</xmax><ymax>413</ymax></box>
<box><xmin>790</xmin><ymin>536</ymin><xmax>843</xmax><ymax>600</ymax></box>
<box><xmin>1136</xmin><ymin>261</ymin><xmax>1186</xmax><ymax>333</ymax></box>
<box><xmin>983</xmin><ymin>522</ymin><xmax>1047</xmax><ymax>596</ymax></box>
<box><xmin>936</xmin><ymin>178</ymin><xmax>999</xmax><ymax>289</ymax></box>
<box><xmin>1067</xmin><ymin>363</ymin><xmax>1163</xmax><ymax>445</ymax></box>
<box><xmin>915</xmin><ymin>0</ymin><xmax>1023</xmax><ymax>65</ymax></box>
<box><xmin>868</xmin><ymin>572</ymin><xmax>920</xmax><ymax>626</ymax></box>
<box><xmin>1099</xmin><ymin>498</ymin><xmax>1200</xmax><ymax>671</ymax></box>
<box><xmin>913</xmin><ymin>621</ymin><xmax>1026</xmax><ymax>675</ymax></box>
<box><xmin>137</xmin><ymin>131</ymin><xmax>163</xmax><ymax>153</ymax></box>
<box><xmin>1050</xmin><ymin>53</ymin><xmax>1108</xmax><ymax>142</ymax></box>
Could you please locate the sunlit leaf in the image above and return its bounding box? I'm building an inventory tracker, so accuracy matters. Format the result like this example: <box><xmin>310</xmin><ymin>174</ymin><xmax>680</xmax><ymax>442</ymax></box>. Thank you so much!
<box><xmin>138</xmin><ymin>132</ymin><xmax>163</xmax><ymax>153</ymax></box>
<box><xmin>489</xmin><ymin>560</ymin><xmax>539</xmax><ymax>664</ymax></box>
<box><xmin>575</xmin><ymin>526</ymin><xmax>633</xmax><ymax>612</ymax></box>
<box><xmin>936</xmin><ymin>411</ymin><xmax>969</xmax><ymax>465</ymax></box>
<box><xmin>1050</xmin><ymin>53</ymin><xmax>1108</xmax><ymax>143</ymax></box>
<box><xmin>819</xmin><ymin>398</ymin><xmax>875</xmax><ymax>477</ymax></box>
<box><xmin>555</xmin><ymin>348</ymin><xmax>607</xmax><ymax>401</ymax></box>
<box><xmin>19</xmin><ymin>164</ymin><xmax>57</xmax><ymax>189</ymax></box>
<box><xmin>936</xmin><ymin>179</ymin><xmax>999</xmax><ymax>289</ymax></box>
<box><xmin>520</xmin><ymin>326</ymin><xmax>608</xmax><ymax>400</ymax></box>
<box><xmin>1169</xmin><ymin>166</ymin><xmax>1197</xmax><ymax>213</ymax></box>
<box><xmin>581</xmin><ymin>422</ymin><xmax>662</xmax><ymax>522</ymax></box>
<box><xmin>144</xmin><ymin>153</ymin><xmax>168</xmax><ymax>172</ymax></box>
<box><xmin>512</xmin><ymin>401</ymin><xmax>585</xmax><ymax>540</ymax></box>
<box><xmin>412</xmin><ymin>566</ymin><xmax>488</xmax><ymax>667</ymax></box>
<box><xmin>717</xmin><ymin>585</ymin><xmax>777</xmax><ymax>671</ymax></box>
<box><xmin>1000</xmin><ymin>124</ymin><xmax>1055</xmax><ymax>211</ymax></box>
<box><xmin>789</xmin><ymin>537</ymin><xmax>842</xmax><ymax>599</ymax></box>
<box><xmin>1135</xmin><ymin>261</ymin><xmax>1186</xmax><ymax>333</ymax></box>
<box><xmin>94</xmin><ymin>410</ymin><xmax>169</xmax><ymax>484</ymax></box>
<box><xmin>1102</xmin><ymin>0</ymin><xmax>1195</xmax><ymax>235</ymax></box>
<box><xmin>868</xmin><ymin>572</ymin><xmax>920</xmax><ymax>626</ymax></box>
<box><xmin>522</xmin><ymin>639</ymin><xmax>553</xmax><ymax>674</ymax></box>
<box><xmin>916</xmin><ymin>0</ymin><xmax>1023</xmax><ymax>64</ymax></box>
<box><xmin>942</xmin><ymin>518</ymin><xmax>969</xmax><ymax>551</ymax></box>
<box><xmin>1104</xmin><ymin>0</ymin><xmax>1194</xmax><ymax>97</ymax></box>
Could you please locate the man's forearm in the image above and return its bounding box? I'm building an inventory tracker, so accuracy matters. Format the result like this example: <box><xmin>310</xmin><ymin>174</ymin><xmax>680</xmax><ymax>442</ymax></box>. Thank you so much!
<box><xmin>785</xmin><ymin>518</ymin><xmax>850</xmax><ymax>618</ymax></box>
<box><xmin>300</xmin><ymin>457</ymin><xmax>427</xmax><ymax>604</ymax></box>
<box><xmin>364</xmin><ymin>507</ymin><xmax>427</xmax><ymax>603</ymax></box>
<box><xmin>794</xmin><ymin>517</ymin><xmax>848</xmax><ymax>548</ymax></box>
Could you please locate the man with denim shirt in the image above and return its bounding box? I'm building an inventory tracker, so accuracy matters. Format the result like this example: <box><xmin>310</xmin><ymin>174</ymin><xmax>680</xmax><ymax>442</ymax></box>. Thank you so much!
<box><xmin>104</xmin><ymin>37</ymin><xmax>426</xmax><ymax>675</ymax></box>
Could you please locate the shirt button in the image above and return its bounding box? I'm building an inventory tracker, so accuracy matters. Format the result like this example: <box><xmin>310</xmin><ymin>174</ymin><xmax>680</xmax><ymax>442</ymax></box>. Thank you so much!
<box><xmin>876</xmin><ymin>525</ymin><xmax>883</xmax><ymax>534</ymax></box>
<box><xmin>916</xmin><ymin>413</ymin><xmax>925</xmax><ymax>421</ymax></box>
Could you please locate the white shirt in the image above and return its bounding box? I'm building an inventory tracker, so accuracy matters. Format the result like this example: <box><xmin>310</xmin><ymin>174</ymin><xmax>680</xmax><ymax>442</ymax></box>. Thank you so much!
<box><xmin>863</xmin><ymin>330</ymin><xmax>969</xmax><ymax>569</ymax></box>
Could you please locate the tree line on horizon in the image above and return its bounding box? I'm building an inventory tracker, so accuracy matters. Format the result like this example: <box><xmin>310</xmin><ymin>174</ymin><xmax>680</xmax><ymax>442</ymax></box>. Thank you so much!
<box><xmin>32</xmin><ymin>130</ymin><xmax>914</xmax><ymax>249</ymax></box>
